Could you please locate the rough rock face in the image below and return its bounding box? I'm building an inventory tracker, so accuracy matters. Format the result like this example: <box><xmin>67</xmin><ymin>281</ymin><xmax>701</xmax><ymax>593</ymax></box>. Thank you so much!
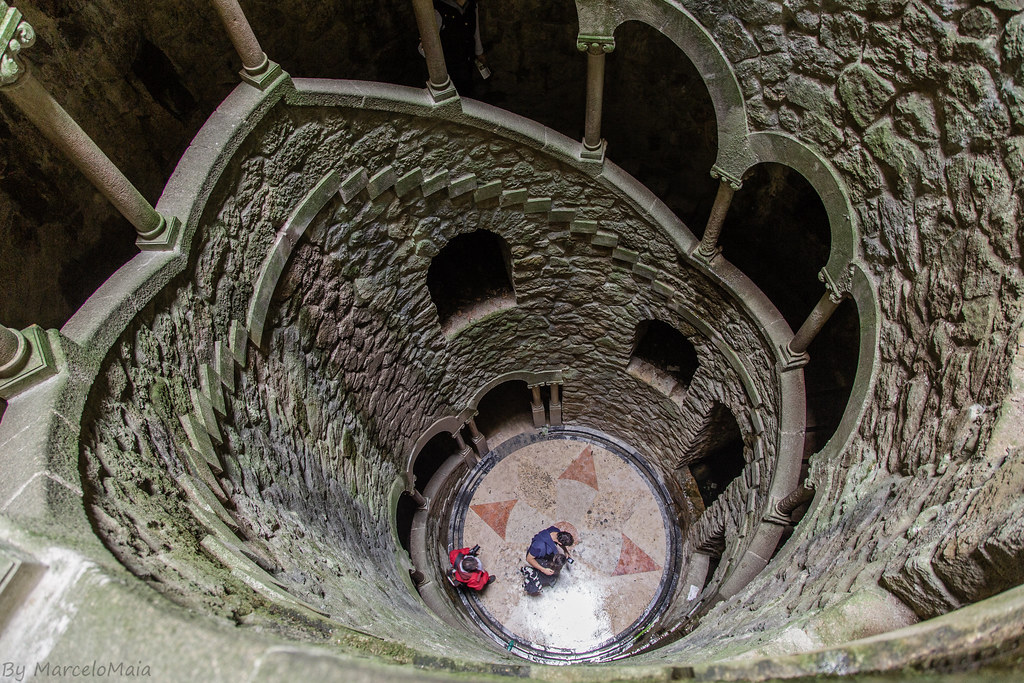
<box><xmin>644</xmin><ymin>0</ymin><xmax>1024</xmax><ymax>656</ymax></box>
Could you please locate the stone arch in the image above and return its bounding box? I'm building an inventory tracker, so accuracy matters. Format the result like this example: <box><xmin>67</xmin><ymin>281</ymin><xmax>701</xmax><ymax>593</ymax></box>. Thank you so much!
<box><xmin>404</xmin><ymin>415</ymin><xmax>469</xmax><ymax>494</ymax></box>
<box><xmin>602</xmin><ymin>20</ymin><xmax>720</xmax><ymax>226</ymax></box>
<box><xmin>686</xmin><ymin>401</ymin><xmax>745</xmax><ymax>508</ymax></box>
<box><xmin>575</xmin><ymin>0</ymin><xmax>756</xmax><ymax>176</ymax></box>
<box><xmin>745</xmin><ymin>131</ymin><xmax>857</xmax><ymax>290</ymax></box>
<box><xmin>465</xmin><ymin>370</ymin><xmax>562</xmax><ymax>413</ymax></box>
<box><xmin>717</xmin><ymin>160</ymin><xmax>833</xmax><ymax>329</ymax></box>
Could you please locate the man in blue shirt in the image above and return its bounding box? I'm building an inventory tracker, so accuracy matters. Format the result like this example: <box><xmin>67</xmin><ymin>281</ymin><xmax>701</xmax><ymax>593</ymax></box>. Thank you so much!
<box><xmin>526</xmin><ymin>526</ymin><xmax>574</xmax><ymax>576</ymax></box>
<box><xmin>522</xmin><ymin>526</ymin><xmax>574</xmax><ymax>595</ymax></box>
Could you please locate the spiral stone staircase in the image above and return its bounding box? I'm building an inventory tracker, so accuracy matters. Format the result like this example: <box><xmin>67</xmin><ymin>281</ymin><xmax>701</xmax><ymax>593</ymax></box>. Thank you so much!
<box><xmin>1</xmin><ymin>0</ymin><xmax>1024</xmax><ymax>680</ymax></box>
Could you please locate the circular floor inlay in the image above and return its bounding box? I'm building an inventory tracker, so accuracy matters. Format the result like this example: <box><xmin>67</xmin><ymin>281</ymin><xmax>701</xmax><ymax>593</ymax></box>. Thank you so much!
<box><xmin>450</xmin><ymin>427</ymin><xmax>677</xmax><ymax>661</ymax></box>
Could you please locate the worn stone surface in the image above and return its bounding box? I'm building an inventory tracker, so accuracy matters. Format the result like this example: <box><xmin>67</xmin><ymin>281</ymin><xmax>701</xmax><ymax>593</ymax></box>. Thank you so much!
<box><xmin>4</xmin><ymin>0</ymin><xmax>1024</xmax><ymax>676</ymax></box>
<box><xmin>77</xmin><ymin>105</ymin><xmax>780</xmax><ymax>661</ymax></box>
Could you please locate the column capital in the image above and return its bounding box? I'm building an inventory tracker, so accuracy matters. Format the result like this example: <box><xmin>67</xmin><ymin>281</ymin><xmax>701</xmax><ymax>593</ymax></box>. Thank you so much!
<box><xmin>710</xmin><ymin>164</ymin><xmax>743</xmax><ymax>191</ymax></box>
<box><xmin>818</xmin><ymin>264</ymin><xmax>853</xmax><ymax>304</ymax></box>
<box><xmin>576</xmin><ymin>35</ymin><xmax>615</xmax><ymax>54</ymax></box>
<box><xmin>0</xmin><ymin>3</ymin><xmax>36</xmax><ymax>87</ymax></box>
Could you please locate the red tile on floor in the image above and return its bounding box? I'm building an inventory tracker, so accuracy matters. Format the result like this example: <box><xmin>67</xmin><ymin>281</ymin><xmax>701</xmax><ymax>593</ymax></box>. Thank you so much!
<box><xmin>611</xmin><ymin>533</ymin><xmax>661</xmax><ymax>576</ymax></box>
<box><xmin>558</xmin><ymin>445</ymin><xmax>599</xmax><ymax>491</ymax></box>
<box><xmin>470</xmin><ymin>499</ymin><xmax>518</xmax><ymax>540</ymax></box>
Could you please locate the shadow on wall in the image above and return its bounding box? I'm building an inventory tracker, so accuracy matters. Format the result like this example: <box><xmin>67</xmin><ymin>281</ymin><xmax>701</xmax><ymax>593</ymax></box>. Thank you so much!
<box><xmin>473</xmin><ymin>380</ymin><xmax>535</xmax><ymax>447</ymax></box>
<box><xmin>604</xmin><ymin>21</ymin><xmax>720</xmax><ymax>230</ymax></box>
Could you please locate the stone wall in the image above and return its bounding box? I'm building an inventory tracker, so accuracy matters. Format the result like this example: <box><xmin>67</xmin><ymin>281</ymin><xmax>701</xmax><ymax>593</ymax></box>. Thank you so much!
<box><xmin>9</xmin><ymin>0</ymin><xmax>1024</xmax><ymax>673</ymax></box>
<box><xmin>630</xmin><ymin>0</ymin><xmax>1024</xmax><ymax>659</ymax></box>
<box><xmin>77</xmin><ymin>100</ymin><xmax>782</xmax><ymax>661</ymax></box>
<box><xmin>0</xmin><ymin>0</ymin><xmax>423</xmax><ymax>330</ymax></box>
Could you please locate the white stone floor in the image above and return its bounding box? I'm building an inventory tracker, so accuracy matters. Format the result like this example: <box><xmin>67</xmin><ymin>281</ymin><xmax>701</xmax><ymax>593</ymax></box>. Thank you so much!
<box><xmin>457</xmin><ymin>434</ymin><xmax>669</xmax><ymax>653</ymax></box>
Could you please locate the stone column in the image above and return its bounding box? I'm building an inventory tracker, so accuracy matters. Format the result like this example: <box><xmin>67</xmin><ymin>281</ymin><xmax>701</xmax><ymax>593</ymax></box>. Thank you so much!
<box><xmin>529</xmin><ymin>384</ymin><xmax>546</xmax><ymax>428</ymax></box>
<box><xmin>780</xmin><ymin>267</ymin><xmax>850</xmax><ymax>370</ymax></box>
<box><xmin>209</xmin><ymin>0</ymin><xmax>282</xmax><ymax>89</ymax></box>
<box><xmin>577</xmin><ymin>35</ymin><xmax>614</xmax><ymax>160</ymax></box>
<box><xmin>454</xmin><ymin>429</ymin><xmax>476</xmax><ymax>465</ymax></box>
<box><xmin>411</xmin><ymin>0</ymin><xmax>456</xmax><ymax>102</ymax></box>
<box><xmin>467</xmin><ymin>416</ymin><xmax>489</xmax><ymax>457</ymax></box>
<box><xmin>0</xmin><ymin>5</ymin><xmax>178</xmax><ymax>250</ymax></box>
<box><xmin>693</xmin><ymin>167</ymin><xmax>743</xmax><ymax>263</ymax></box>
<box><xmin>548</xmin><ymin>382</ymin><xmax>562</xmax><ymax>425</ymax></box>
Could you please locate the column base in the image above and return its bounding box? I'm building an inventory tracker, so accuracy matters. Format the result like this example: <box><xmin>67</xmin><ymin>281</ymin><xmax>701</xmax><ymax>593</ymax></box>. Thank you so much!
<box><xmin>779</xmin><ymin>342</ymin><xmax>810</xmax><ymax>371</ymax></box>
<box><xmin>136</xmin><ymin>214</ymin><xmax>182</xmax><ymax>252</ymax></box>
<box><xmin>691</xmin><ymin>243</ymin><xmax>721</xmax><ymax>266</ymax></box>
<box><xmin>240</xmin><ymin>59</ymin><xmax>284</xmax><ymax>91</ymax></box>
<box><xmin>427</xmin><ymin>78</ymin><xmax>458</xmax><ymax>104</ymax></box>
<box><xmin>460</xmin><ymin>445</ymin><xmax>478</xmax><ymax>466</ymax></box>
<box><xmin>762</xmin><ymin>498</ymin><xmax>792</xmax><ymax>526</ymax></box>
<box><xmin>0</xmin><ymin>326</ymin><xmax>58</xmax><ymax>400</ymax></box>
<box><xmin>531</xmin><ymin>406</ymin><xmax>546</xmax><ymax>428</ymax></box>
<box><xmin>580</xmin><ymin>139</ymin><xmax>606</xmax><ymax>162</ymax></box>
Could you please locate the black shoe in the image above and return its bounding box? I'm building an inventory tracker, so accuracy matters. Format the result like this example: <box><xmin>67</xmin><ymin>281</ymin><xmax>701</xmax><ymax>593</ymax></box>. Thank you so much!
<box><xmin>486</xmin><ymin>575</ymin><xmax>496</xmax><ymax>585</ymax></box>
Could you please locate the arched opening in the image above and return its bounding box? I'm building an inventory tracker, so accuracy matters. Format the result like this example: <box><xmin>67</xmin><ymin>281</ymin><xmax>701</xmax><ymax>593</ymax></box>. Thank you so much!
<box><xmin>604</xmin><ymin>21</ymin><xmax>719</xmax><ymax>228</ymax></box>
<box><xmin>396</xmin><ymin>490</ymin><xmax>419</xmax><ymax>554</ymax></box>
<box><xmin>629</xmin><ymin>319</ymin><xmax>700</xmax><ymax>394</ymax></box>
<box><xmin>717</xmin><ymin>163</ymin><xmax>831</xmax><ymax>331</ymax></box>
<box><xmin>427</xmin><ymin>229</ymin><xmax>515</xmax><ymax>333</ymax></box>
<box><xmin>687</xmin><ymin>403</ymin><xmax>745</xmax><ymax>508</ymax></box>
<box><xmin>412</xmin><ymin>432</ymin><xmax>461</xmax><ymax>494</ymax></box>
<box><xmin>472</xmin><ymin>380</ymin><xmax>534</xmax><ymax>447</ymax></box>
<box><xmin>702</xmin><ymin>551</ymin><xmax>723</xmax><ymax>593</ymax></box>
<box><xmin>805</xmin><ymin>298</ymin><xmax>860</xmax><ymax>457</ymax></box>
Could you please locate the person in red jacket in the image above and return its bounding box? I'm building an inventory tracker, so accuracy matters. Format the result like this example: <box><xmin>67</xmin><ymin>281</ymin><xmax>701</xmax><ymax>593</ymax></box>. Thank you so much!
<box><xmin>448</xmin><ymin>545</ymin><xmax>495</xmax><ymax>590</ymax></box>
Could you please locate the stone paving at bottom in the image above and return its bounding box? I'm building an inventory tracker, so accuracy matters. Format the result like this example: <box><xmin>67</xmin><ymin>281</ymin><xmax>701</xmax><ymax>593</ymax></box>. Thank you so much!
<box><xmin>459</xmin><ymin>434</ymin><xmax>669</xmax><ymax>652</ymax></box>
